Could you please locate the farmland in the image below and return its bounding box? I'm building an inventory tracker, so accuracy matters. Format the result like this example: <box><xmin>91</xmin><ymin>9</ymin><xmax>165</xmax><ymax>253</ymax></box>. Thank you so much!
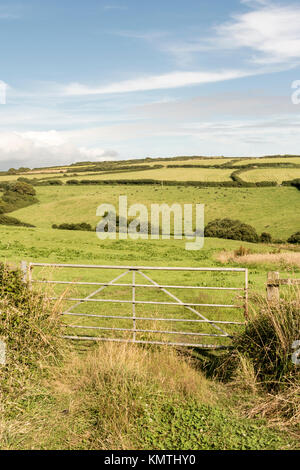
<box><xmin>0</xmin><ymin>155</ymin><xmax>299</xmax><ymax>450</ymax></box>
<box><xmin>241</xmin><ymin>168</ymin><xmax>300</xmax><ymax>183</ymax></box>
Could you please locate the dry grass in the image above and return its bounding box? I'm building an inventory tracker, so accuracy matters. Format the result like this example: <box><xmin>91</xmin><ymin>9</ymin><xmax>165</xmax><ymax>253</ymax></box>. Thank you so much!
<box><xmin>217</xmin><ymin>250</ymin><xmax>300</xmax><ymax>268</ymax></box>
<box><xmin>246</xmin><ymin>383</ymin><xmax>300</xmax><ymax>429</ymax></box>
<box><xmin>1</xmin><ymin>342</ymin><xmax>213</xmax><ymax>450</ymax></box>
<box><xmin>51</xmin><ymin>341</ymin><xmax>213</xmax><ymax>420</ymax></box>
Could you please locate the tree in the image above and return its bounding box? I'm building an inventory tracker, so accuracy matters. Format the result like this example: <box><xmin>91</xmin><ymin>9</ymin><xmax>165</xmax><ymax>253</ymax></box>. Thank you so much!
<box><xmin>260</xmin><ymin>232</ymin><xmax>272</xmax><ymax>243</ymax></box>
<box><xmin>287</xmin><ymin>232</ymin><xmax>300</xmax><ymax>244</ymax></box>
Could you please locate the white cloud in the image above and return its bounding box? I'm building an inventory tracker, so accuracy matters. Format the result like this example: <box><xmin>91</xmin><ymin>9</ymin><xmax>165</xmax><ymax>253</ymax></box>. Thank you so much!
<box><xmin>63</xmin><ymin>69</ymin><xmax>255</xmax><ymax>96</ymax></box>
<box><xmin>0</xmin><ymin>130</ymin><xmax>118</xmax><ymax>169</ymax></box>
<box><xmin>164</xmin><ymin>1</ymin><xmax>300</xmax><ymax>67</ymax></box>
<box><xmin>216</xmin><ymin>2</ymin><xmax>300</xmax><ymax>65</ymax></box>
<box><xmin>103</xmin><ymin>4</ymin><xmax>127</xmax><ymax>11</ymax></box>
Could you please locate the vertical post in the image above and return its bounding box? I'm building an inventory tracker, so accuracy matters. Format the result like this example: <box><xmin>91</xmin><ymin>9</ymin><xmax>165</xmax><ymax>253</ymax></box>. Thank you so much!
<box><xmin>132</xmin><ymin>270</ymin><xmax>136</xmax><ymax>342</ymax></box>
<box><xmin>244</xmin><ymin>269</ymin><xmax>249</xmax><ymax>321</ymax></box>
<box><xmin>0</xmin><ymin>340</ymin><xmax>6</xmax><ymax>366</ymax></box>
<box><xmin>21</xmin><ymin>260</ymin><xmax>28</xmax><ymax>283</ymax></box>
<box><xmin>28</xmin><ymin>264</ymin><xmax>32</xmax><ymax>290</ymax></box>
<box><xmin>267</xmin><ymin>271</ymin><xmax>280</xmax><ymax>303</ymax></box>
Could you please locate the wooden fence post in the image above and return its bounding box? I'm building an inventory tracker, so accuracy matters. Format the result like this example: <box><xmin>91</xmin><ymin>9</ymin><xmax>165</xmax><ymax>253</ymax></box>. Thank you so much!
<box><xmin>267</xmin><ymin>271</ymin><xmax>280</xmax><ymax>303</ymax></box>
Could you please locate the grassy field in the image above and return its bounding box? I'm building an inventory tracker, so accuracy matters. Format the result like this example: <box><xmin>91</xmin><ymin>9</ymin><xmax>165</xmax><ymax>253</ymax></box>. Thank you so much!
<box><xmin>9</xmin><ymin>184</ymin><xmax>300</xmax><ymax>239</ymax></box>
<box><xmin>0</xmin><ymin>172</ymin><xmax>66</xmax><ymax>182</ymax></box>
<box><xmin>241</xmin><ymin>168</ymin><xmax>300</xmax><ymax>183</ymax></box>
<box><xmin>231</xmin><ymin>156</ymin><xmax>300</xmax><ymax>166</ymax></box>
<box><xmin>0</xmin><ymin>157</ymin><xmax>299</xmax><ymax>450</ymax></box>
<box><xmin>59</xmin><ymin>167</ymin><xmax>234</xmax><ymax>182</ymax></box>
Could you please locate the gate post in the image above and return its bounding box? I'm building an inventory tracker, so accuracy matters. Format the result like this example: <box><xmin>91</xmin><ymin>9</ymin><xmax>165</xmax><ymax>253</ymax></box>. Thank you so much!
<box><xmin>21</xmin><ymin>261</ymin><xmax>32</xmax><ymax>288</ymax></box>
<box><xmin>267</xmin><ymin>271</ymin><xmax>280</xmax><ymax>303</ymax></box>
<box><xmin>244</xmin><ymin>269</ymin><xmax>249</xmax><ymax>321</ymax></box>
<box><xmin>0</xmin><ymin>340</ymin><xmax>6</xmax><ymax>366</ymax></box>
<box><xmin>21</xmin><ymin>260</ymin><xmax>28</xmax><ymax>283</ymax></box>
<box><xmin>132</xmin><ymin>270</ymin><xmax>136</xmax><ymax>341</ymax></box>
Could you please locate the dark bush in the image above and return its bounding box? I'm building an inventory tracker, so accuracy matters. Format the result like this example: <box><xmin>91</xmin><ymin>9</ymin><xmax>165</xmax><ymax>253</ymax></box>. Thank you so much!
<box><xmin>0</xmin><ymin>214</ymin><xmax>35</xmax><ymax>227</ymax></box>
<box><xmin>287</xmin><ymin>231</ymin><xmax>300</xmax><ymax>244</ymax></box>
<box><xmin>8</xmin><ymin>181</ymin><xmax>36</xmax><ymax>196</ymax></box>
<box><xmin>52</xmin><ymin>222</ymin><xmax>93</xmax><ymax>231</ymax></box>
<box><xmin>204</xmin><ymin>218</ymin><xmax>259</xmax><ymax>243</ymax></box>
<box><xmin>260</xmin><ymin>232</ymin><xmax>272</xmax><ymax>243</ymax></box>
<box><xmin>282</xmin><ymin>178</ymin><xmax>300</xmax><ymax>190</ymax></box>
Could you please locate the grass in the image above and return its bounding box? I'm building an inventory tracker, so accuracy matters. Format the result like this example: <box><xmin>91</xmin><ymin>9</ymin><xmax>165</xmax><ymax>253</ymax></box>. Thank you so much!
<box><xmin>1</xmin><ymin>338</ymin><xmax>297</xmax><ymax>450</ymax></box>
<box><xmin>231</xmin><ymin>157</ymin><xmax>300</xmax><ymax>166</ymax></box>
<box><xmin>59</xmin><ymin>167</ymin><xmax>234</xmax><ymax>182</ymax></box>
<box><xmin>241</xmin><ymin>168</ymin><xmax>300</xmax><ymax>183</ymax></box>
<box><xmin>217</xmin><ymin>250</ymin><xmax>300</xmax><ymax>269</ymax></box>
<box><xmin>8</xmin><ymin>185</ymin><xmax>300</xmax><ymax>239</ymax></box>
<box><xmin>0</xmin><ymin>157</ymin><xmax>299</xmax><ymax>450</ymax></box>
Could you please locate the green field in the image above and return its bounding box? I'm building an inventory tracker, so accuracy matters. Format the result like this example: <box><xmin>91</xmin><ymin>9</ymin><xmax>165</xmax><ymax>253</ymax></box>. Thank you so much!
<box><xmin>59</xmin><ymin>167</ymin><xmax>233</xmax><ymax>182</ymax></box>
<box><xmin>10</xmin><ymin>185</ymin><xmax>300</xmax><ymax>238</ymax></box>
<box><xmin>241</xmin><ymin>167</ymin><xmax>300</xmax><ymax>183</ymax></box>
<box><xmin>231</xmin><ymin>156</ymin><xmax>300</xmax><ymax>166</ymax></box>
<box><xmin>2</xmin><ymin>181</ymin><xmax>300</xmax><ymax>346</ymax></box>
<box><xmin>1</xmin><ymin>157</ymin><xmax>299</xmax><ymax>450</ymax></box>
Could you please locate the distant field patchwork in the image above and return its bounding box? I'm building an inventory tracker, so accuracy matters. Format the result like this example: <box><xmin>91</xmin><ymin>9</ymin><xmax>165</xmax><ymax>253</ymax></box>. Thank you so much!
<box><xmin>62</xmin><ymin>167</ymin><xmax>234</xmax><ymax>182</ymax></box>
<box><xmin>241</xmin><ymin>168</ymin><xmax>300</xmax><ymax>183</ymax></box>
<box><xmin>232</xmin><ymin>157</ymin><xmax>300</xmax><ymax>166</ymax></box>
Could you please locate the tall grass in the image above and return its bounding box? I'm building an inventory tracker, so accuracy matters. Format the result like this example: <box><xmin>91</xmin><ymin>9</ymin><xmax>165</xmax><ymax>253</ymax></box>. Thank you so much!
<box><xmin>0</xmin><ymin>263</ymin><xmax>298</xmax><ymax>448</ymax></box>
<box><xmin>0</xmin><ymin>263</ymin><xmax>66</xmax><ymax>401</ymax></box>
<box><xmin>234</xmin><ymin>289</ymin><xmax>300</xmax><ymax>389</ymax></box>
<box><xmin>214</xmin><ymin>288</ymin><xmax>300</xmax><ymax>430</ymax></box>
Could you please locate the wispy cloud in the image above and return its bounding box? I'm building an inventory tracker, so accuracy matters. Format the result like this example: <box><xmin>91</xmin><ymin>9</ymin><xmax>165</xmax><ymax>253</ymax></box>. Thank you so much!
<box><xmin>103</xmin><ymin>4</ymin><xmax>127</xmax><ymax>11</ymax></box>
<box><xmin>63</xmin><ymin>69</ymin><xmax>257</xmax><ymax>96</ymax></box>
<box><xmin>164</xmin><ymin>1</ymin><xmax>300</xmax><ymax>67</ymax></box>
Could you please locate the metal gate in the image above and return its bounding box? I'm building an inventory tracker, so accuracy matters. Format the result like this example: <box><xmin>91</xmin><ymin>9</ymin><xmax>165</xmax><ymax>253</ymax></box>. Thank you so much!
<box><xmin>22</xmin><ymin>262</ymin><xmax>248</xmax><ymax>349</ymax></box>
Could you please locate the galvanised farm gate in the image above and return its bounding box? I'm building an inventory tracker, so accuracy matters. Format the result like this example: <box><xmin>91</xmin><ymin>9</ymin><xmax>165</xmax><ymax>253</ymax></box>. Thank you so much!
<box><xmin>22</xmin><ymin>262</ymin><xmax>249</xmax><ymax>349</ymax></box>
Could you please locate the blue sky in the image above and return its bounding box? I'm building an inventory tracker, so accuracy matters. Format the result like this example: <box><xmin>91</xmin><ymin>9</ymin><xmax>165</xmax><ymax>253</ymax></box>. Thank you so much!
<box><xmin>1</xmin><ymin>0</ymin><xmax>300</xmax><ymax>168</ymax></box>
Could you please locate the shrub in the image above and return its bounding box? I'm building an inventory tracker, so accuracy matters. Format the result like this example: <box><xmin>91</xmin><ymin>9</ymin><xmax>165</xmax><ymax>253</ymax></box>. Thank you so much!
<box><xmin>52</xmin><ymin>222</ymin><xmax>93</xmax><ymax>231</ymax></box>
<box><xmin>0</xmin><ymin>263</ymin><xmax>64</xmax><ymax>391</ymax></box>
<box><xmin>282</xmin><ymin>178</ymin><xmax>300</xmax><ymax>190</ymax></box>
<box><xmin>8</xmin><ymin>181</ymin><xmax>36</xmax><ymax>196</ymax></box>
<box><xmin>260</xmin><ymin>232</ymin><xmax>272</xmax><ymax>243</ymax></box>
<box><xmin>0</xmin><ymin>214</ymin><xmax>35</xmax><ymax>227</ymax></box>
<box><xmin>37</xmin><ymin>179</ymin><xmax>63</xmax><ymax>186</ymax></box>
<box><xmin>287</xmin><ymin>232</ymin><xmax>300</xmax><ymax>244</ymax></box>
<box><xmin>204</xmin><ymin>218</ymin><xmax>259</xmax><ymax>243</ymax></box>
<box><xmin>0</xmin><ymin>181</ymin><xmax>37</xmax><ymax>214</ymax></box>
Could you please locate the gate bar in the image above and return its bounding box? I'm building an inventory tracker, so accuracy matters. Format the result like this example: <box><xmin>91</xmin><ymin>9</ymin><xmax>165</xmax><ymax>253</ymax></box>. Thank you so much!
<box><xmin>51</xmin><ymin>297</ymin><xmax>242</xmax><ymax>308</ymax></box>
<box><xmin>61</xmin><ymin>335</ymin><xmax>230</xmax><ymax>349</ymax></box>
<box><xmin>29</xmin><ymin>262</ymin><xmax>247</xmax><ymax>272</ymax></box>
<box><xmin>62</xmin><ymin>325</ymin><xmax>231</xmax><ymax>338</ymax></box>
<box><xmin>32</xmin><ymin>280</ymin><xmax>244</xmax><ymax>291</ymax></box>
<box><xmin>62</xmin><ymin>312</ymin><xmax>245</xmax><ymax>325</ymax></box>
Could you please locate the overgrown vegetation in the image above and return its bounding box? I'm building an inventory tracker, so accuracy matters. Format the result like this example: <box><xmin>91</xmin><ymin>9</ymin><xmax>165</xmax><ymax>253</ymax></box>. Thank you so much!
<box><xmin>288</xmin><ymin>232</ymin><xmax>300</xmax><ymax>244</ymax></box>
<box><xmin>52</xmin><ymin>222</ymin><xmax>94</xmax><ymax>232</ymax></box>
<box><xmin>0</xmin><ymin>262</ymin><xmax>65</xmax><ymax>424</ymax></box>
<box><xmin>204</xmin><ymin>218</ymin><xmax>260</xmax><ymax>243</ymax></box>
<box><xmin>0</xmin><ymin>182</ymin><xmax>37</xmax><ymax>227</ymax></box>
<box><xmin>0</xmin><ymin>264</ymin><xmax>298</xmax><ymax>449</ymax></box>
<box><xmin>213</xmin><ymin>290</ymin><xmax>300</xmax><ymax>431</ymax></box>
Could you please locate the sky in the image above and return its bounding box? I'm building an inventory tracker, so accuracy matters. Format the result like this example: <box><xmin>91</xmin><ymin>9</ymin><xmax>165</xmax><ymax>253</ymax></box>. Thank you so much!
<box><xmin>1</xmin><ymin>0</ymin><xmax>300</xmax><ymax>169</ymax></box>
